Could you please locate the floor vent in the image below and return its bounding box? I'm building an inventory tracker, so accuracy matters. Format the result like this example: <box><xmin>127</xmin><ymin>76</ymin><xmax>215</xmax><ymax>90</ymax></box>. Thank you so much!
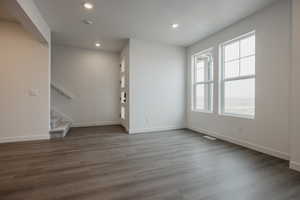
<box><xmin>203</xmin><ymin>135</ymin><xmax>217</xmax><ymax>141</ymax></box>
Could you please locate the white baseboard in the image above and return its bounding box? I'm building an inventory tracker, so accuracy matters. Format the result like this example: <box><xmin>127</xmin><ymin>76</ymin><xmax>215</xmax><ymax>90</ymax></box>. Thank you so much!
<box><xmin>189</xmin><ymin>127</ymin><xmax>289</xmax><ymax>161</ymax></box>
<box><xmin>71</xmin><ymin>121</ymin><xmax>121</xmax><ymax>128</ymax></box>
<box><xmin>129</xmin><ymin>126</ymin><xmax>185</xmax><ymax>134</ymax></box>
<box><xmin>290</xmin><ymin>161</ymin><xmax>300</xmax><ymax>172</ymax></box>
<box><xmin>0</xmin><ymin>134</ymin><xmax>50</xmax><ymax>144</ymax></box>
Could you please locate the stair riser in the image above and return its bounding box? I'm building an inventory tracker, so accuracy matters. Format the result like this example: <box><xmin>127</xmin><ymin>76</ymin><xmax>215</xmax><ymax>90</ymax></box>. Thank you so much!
<box><xmin>51</xmin><ymin>120</ymin><xmax>63</xmax><ymax>129</ymax></box>
<box><xmin>50</xmin><ymin>131</ymin><xmax>65</xmax><ymax>139</ymax></box>
<box><xmin>50</xmin><ymin>123</ymin><xmax>71</xmax><ymax>139</ymax></box>
<box><xmin>50</xmin><ymin>109</ymin><xmax>72</xmax><ymax>138</ymax></box>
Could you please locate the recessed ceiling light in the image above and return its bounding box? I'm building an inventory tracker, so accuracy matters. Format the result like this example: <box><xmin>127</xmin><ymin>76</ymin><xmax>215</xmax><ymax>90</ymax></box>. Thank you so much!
<box><xmin>172</xmin><ymin>23</ymin><xmax>179</xmax><ymax>29</ymax></box>
<box><xmin>82</xmin><ymin>19</ymin><xmax>94</xmax><ymax>25</ymax></box>
<box><xmin>95</xmin><ymin>42</ymin><xmax>101</xmax><ymax>47</ymax></box>
<box><xmin>83</xmin><ymin>2</ymin><xmax>94</xmax><ymax>10</ymax></box>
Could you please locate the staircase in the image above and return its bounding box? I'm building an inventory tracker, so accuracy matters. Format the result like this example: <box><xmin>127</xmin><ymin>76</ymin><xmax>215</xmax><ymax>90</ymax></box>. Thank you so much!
<box><xmin>50</xmin><ymin>109</ymin><xmax>72</xmax><ymax>139</ymax></box>
<box><xmin>50</xmin><ymin>81</ymin><xmax>74</xmax><ymax>139</ymax></box>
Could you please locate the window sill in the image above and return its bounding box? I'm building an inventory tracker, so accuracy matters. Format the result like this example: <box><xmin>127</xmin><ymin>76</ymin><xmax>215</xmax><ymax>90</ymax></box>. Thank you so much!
<box><xmin>220</xmin><ymin>113</ymin><xmax>255</xmax><ymax>120</ymax></box>
<box><xmin>192</xmin><ymin>110</ymin><xmax>213</xmax><ymax>114</ymax></box>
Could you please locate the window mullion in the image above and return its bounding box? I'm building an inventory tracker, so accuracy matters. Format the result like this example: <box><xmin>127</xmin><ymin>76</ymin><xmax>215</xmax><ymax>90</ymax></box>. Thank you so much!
<box><xmin>193</xmin><ymin>55</ymin><xmax>197</xmax><ymax>110</ymax></box>
<box><xmin>195</xmin><ymin>80</ymin><xmax>214</xmax><ymax>84</ymax></box>
<box><xmin>224</xmin><ymin>75</ymin><xmax>255</xmax><ymax>82</ymax></box>
<box><xmin>225</xmin><ymin>54</ymin><xmax>255</xmax><ymax>63</ymax></box>
<box><xmin>238</xmin><ymin>40</ymin><xmax>241</xmax><ymax>76</ymax></box>
<box><xmin>221</xmin><ymin>42</ymin><xmax>225</xmax><ymax>112</ymax></box>
<box><xmin>193</xmin><ymin>83</ymin><xmax>196</xmax><ymax>110</ymax></box>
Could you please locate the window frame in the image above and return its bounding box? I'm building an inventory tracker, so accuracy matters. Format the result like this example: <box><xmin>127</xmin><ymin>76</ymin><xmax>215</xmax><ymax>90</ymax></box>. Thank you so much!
<box><xmin>219</xmin><ymin>31</ymin><xmax>256</xmax><ymax>119</ymax></box>
<box><xmin>191</xmin><ymin>48</ymin><xmax>214</xmax><ymax>113</ymax></box>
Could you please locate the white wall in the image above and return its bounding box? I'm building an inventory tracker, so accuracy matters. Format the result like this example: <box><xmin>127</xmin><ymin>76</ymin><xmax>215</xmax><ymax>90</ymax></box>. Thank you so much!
<box><xmin>51</xmin><ymin>45</ymin><xmax>120</xmax><ymax>127</ymax></box>
<box><xmin>129</xmin><ymin>39</ymin><xmax>186</xmax><ymax>133</ymax></box>
<box><xmin>187</xmin><ymin>0</ymin><xmax>291</xmax><ymax>160</ymax></box>
<box><xmin>0</xmin><ymin>21</ymin><xmax>50</xmax><ymax>143</ymax></box>
<box><xmin>290</xmin><ymin>0</ymin><xmax>300</xmax><ymax>171</ymax></box>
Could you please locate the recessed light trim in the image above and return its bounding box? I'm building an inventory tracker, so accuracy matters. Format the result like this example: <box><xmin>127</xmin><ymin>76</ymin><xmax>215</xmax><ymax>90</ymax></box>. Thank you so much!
<box><xmin>83</xmin><ymin>2</ymin><xmax>94</xmax><ymax>10</ymax></box>
<box><xmin>95</xmin><ymin>42</ymin><xmax>101</xmax><ymax>47</ymax></box>
<box><xmin>172</xmin><ymin>23</ymin><xmax>179</xmax><ymax>29</ymax></box>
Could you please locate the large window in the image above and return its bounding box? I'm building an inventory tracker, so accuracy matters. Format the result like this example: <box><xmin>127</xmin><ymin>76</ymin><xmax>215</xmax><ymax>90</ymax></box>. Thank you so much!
<box><xmin>220</xmin><ymin>31</ymin><xmax>255</xmax><ymax>118</ymax></box>
<box><xmin>192</xmin><ymin>49</ymin><xmax>213</xmax><ymax>112</ymax></box>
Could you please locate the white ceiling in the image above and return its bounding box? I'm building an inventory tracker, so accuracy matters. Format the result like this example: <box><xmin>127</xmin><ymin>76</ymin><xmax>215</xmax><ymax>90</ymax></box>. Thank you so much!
<box><xmin>34</xmin><ymin>0</ymin><xmax>279</xmax><ymax>52</ymax></box>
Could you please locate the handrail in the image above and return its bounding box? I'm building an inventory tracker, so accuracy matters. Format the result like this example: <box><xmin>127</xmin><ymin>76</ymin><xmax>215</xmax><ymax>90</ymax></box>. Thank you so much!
<box><xmin>51</xmin><ymin>107</ymin><xmax>73</xmax><ymax>123</ymax></box>
<box><xmin>51</xmin><ymin>82</ymin><xmax>74</xmax><ymax>99</ymax></box>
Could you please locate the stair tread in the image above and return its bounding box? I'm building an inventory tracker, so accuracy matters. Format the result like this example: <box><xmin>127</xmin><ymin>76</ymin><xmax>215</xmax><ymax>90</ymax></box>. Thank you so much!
<box><xmin>50</xmin><ymin>109</ymin><xmax>72</xmax><ymax>138</ymax></box>
<box><xmin>50</xmin><ymin>121</ymin><xmax>72</xmax><ymax>132</ymax></box>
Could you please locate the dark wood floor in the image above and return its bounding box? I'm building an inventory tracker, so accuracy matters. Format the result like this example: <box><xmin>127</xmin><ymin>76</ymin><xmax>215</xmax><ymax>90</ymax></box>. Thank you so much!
<box><xmin>0</xmin><ymin>126</ymin><xmax>300</xmax><ymax>200</ymax></box>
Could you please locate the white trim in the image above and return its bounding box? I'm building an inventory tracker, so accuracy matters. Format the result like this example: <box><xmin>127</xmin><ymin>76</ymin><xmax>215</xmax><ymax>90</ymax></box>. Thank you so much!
<box><xmin>196</xmin><ymin>80</ymin><xmax>214</xmax><ymax>85</ymax></box>
<box><xmin>129</xmin><ymin>126</ymin><xmax>185</xmax><ymax>134</ymax></box>
<box><xmin>0</xmin><ymin>134</ymin><xmax>50</xmax><ymax>144</ymax></box>
<box><xmin>192</xmin><ymin>109</ymin><xmax>213</xmax><ymax>114</ymax></box>
<box><xmin>221</xmin><ymin>112</ymin><xmax>255</xmax><ymax>120</ymax></box>
<box><xmin>192</xmin><ymin>47</ymin><xmax>214</xmax><ymax>57</ymax></box>
<box><xmin>223</xmin><ymin>75</ymin><xmax>255</xmax><ymax>82</ymax></box>
<box><xmin>220</xmin><ymin>30</ymin><xmax>256</xmax><ymax>46</ymax></box>
<box><xmin>71</xmin><ymin>121</ymin><xmax>121</xmax><ymax>128</ymax></box>
<box><xmin>189</xmin><ymin>127</ymin><xmax>289</xmax><ymax>160</ymax></box>
<box><xmin>290</xmin><ymin>161</ymin><xmax>300</xmax><ymax>172</ymax></box>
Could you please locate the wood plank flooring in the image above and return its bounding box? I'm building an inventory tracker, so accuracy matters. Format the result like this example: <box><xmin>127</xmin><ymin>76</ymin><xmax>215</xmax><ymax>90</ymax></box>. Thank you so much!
<box><xmin>0</xmin><ymin>126</ymin><xmax>300</xmax><ymax>200</ymax></box>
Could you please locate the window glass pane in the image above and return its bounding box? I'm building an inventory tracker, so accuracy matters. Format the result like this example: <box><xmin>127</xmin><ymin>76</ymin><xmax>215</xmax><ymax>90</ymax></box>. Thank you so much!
<box><xmin>241</xmin><ymin>35</ymin><xmax>255</xmax><ymax>57</ymax></box>
<box><xmin>206</xmin><ymin>83</ymin><xmax>213</xmax><ymax>112</ymax></box>
<box><xmin>225</xmin><ymin>60</ymin><xmax>239</xmax><ymax>78</ymax></box>
<box><xmin>195</xmin><ymin>84</ymin><xmax>205</xmax><ymax>110</ymax></box>
<box><xmin>206</xmin><ymin>58</ymin><xmax>213</xmax><ymax>81</ymax></box>
<box><xmin>121</xmin><ymin>76</ymin><xmax>125</xmax><ymax>88</ymax></box>
<box><xmin>224</xmin><ymin>41</ymin><xmax>239</xmax><ymax>61</ymax></box>
<box><xmin>195</xmin><ymin>83</ymin><xmax>213</xmax><ymax>111</ymax></box>
<box><xmin>195</xmin><ymin>56</ymin><xmax>213</xmax><ymax>82</ymax></box>
<box><xmin>195</xmin><ymin>60</ymin><xmax>205</xmax><ymax>82</ymax></box>
<box><xmin>121</xmin><ymin>106</ymin><xmax>125</xmax><ymax>120</ymax></box>
<box><xmin>121</xmin><ymin>59</ymin><xmax>125</xmax><ymax>72</ymax></box>
<box><xmin>240</xmin><ymin>56</ymin><xmax>255</xmax><ymax>76</ymax></box>
<box><xmin>224</xmin><ymin>78</ymin><xmax>255</xmax><ymax>116</ymax></box>
<box><xmin>121</xmin><ymin>91</ymin><xmax>126</xmax><ymax>104</ymax></box>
